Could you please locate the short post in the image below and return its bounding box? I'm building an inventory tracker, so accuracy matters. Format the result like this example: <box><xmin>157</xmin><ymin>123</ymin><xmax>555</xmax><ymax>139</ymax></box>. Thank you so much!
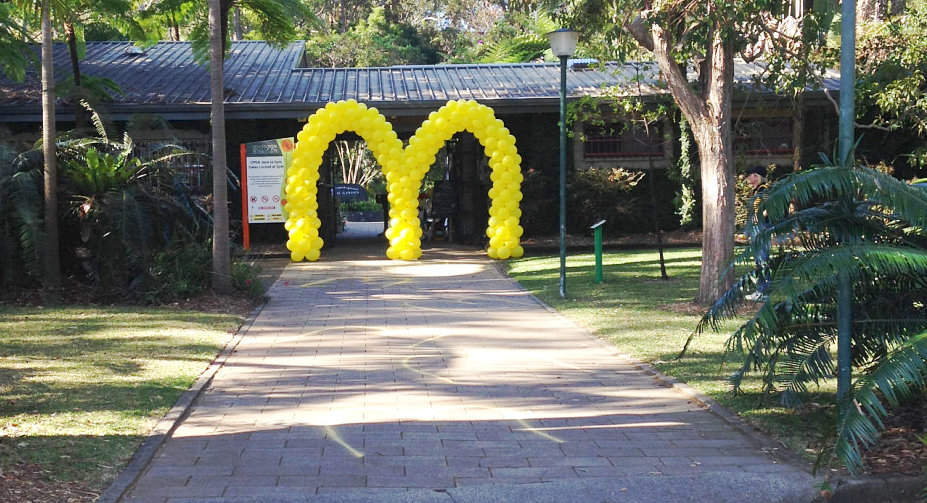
<box><xmin>590</xmin><ymin>220</ymin><xmax>605</xmax><ymax>283</ymax></box>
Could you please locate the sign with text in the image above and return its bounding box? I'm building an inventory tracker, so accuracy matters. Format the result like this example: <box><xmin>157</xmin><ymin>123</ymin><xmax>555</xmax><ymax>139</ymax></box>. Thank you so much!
<box><xmin>334</xmin><ymin>183</ymin><xmax>367</xmax><ymax>202</ymax></box>
<box><xmin>243</xmin><ymin>138</ymin><xmax>293</xmax><ymax>223</ymax></box>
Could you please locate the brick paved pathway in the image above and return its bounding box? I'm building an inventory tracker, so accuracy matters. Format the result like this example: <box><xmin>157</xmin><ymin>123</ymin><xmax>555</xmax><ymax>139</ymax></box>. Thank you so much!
<box><xmin>122</xmin><ymin>244</ymin><xmax>811</xmax><ymax>502</ymax></box>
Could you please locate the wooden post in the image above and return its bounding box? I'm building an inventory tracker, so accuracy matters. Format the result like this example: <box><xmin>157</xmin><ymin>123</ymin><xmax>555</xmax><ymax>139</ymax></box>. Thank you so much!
<box><xmin>240</xmin><ymin>143</ymin><xmax>250</xmax><ymax>250</ymax></box>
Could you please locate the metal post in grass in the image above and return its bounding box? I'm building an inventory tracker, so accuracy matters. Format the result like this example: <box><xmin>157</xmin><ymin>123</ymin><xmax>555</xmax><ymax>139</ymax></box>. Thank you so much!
<box><xmin>590</xmin><ymin>220</ymin><xmax>605</xmax><ymax>283</ymax></box>
<box><xmin>548</xmin><ymin>29</ymin><xmax>579</xmax><ymax>299</ymax></box>
<box><xmin>837</xmin><ymin>0</ymin><xmax>856</xmax><ymax>400</ymax></box>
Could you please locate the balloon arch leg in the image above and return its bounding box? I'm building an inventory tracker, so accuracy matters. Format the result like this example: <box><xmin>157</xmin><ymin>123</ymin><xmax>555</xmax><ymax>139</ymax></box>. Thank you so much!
<box><xmin>284</xmin><ymin>99</ymin><xmax>524</xmax><ymax>262</ymax></box>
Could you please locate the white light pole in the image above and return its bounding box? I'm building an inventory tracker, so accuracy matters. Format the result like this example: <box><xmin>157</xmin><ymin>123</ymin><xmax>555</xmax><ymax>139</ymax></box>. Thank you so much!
<box><xmin>547</xmin><ymin>29</ymin><xmax>579</xmax><ymax>299</ymax></box>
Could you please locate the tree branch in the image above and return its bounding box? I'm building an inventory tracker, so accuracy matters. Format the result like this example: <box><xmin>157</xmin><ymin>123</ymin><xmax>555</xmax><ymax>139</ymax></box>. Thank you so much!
<box><xmin>625</xmin><ymin>16</ymin><xmax>654</xmax><ymax>52</ymax></box>
<box><xmin>821</xmin><ymin>83</ymin><xmax>894</xmax><ymax>132</ymax></box>
<box><xmin>649</xmin><ymin>23</ymin><xmax>707</xmax><ymax>124</ymax></box>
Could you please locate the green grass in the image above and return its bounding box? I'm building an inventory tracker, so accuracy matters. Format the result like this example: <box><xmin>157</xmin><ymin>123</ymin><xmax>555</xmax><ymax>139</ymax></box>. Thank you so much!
<box><xmin>0</xmin><ymin>306</ymin><xmax>245</xmax><ymax>490</ymax></box>
<box><xmin>506</xmin><ymin>247</ymin><xmax>837</xmax><ymax>461</ymax></box>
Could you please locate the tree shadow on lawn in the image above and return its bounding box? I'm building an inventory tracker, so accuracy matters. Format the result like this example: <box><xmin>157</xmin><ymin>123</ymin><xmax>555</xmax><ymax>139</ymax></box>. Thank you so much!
<box><xmin>2</xmin><ymin>378</ymin><xmax>195</xmax><ymax>417</ymax></box>
<box><xmin>659</xmin><ymin>350</ymin><xmax>837</xmax><ymax>459</ymax></box>
<box><xmin>0</xmin><ymin>433</ymin><xmax>144</xmax><ymax>490</ymax></box>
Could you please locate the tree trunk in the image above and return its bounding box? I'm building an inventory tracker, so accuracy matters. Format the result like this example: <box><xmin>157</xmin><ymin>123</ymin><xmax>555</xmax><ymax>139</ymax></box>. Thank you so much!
<box><xmin>209</xmin><ymin>0</ymin><xmax>232</xmax><ymax>294</ymax></box>
<box><xmin>857</xmin><ymin>0</ymin><xmax>883</xmax><ymax>20</ymax></box>
<box><xmin>693</xmin><ymin>30</ymin><xmax>736</xmax><ymax>305</ymax></box>
<box><xmin>63</xmin><ymin>23</ymin><xmax>80</xmax><ymax>87</ymax></box>
<box><xmin>792</xmin><ymin>93</ymin><xmax>804</xmax><ymax>171</ymax></box>
<box><xmin>170</xmin><ymin>12</ymin><xmax>180</xmax><ymax>41</ymax></box>
<box><xmin>41</xmin><ymin>2</ymin><xmax>61</xmax><ymax>293</ymax></box>
<box><xmin>232</xmin><ymin>7</ymin><xmax>242</xmax><ymax>41</ymax></box>
<box><xmin>890</xmin><ymin>0</ymin><xmax>905</xmax><ymax>16</ymax></box>
<box><xmin>636</xmin><ymin>20</ymin><xmax>736</xmax><ymax>304</ymax></box>
<box><xmin>693</xmin><ymin>122</ymin><xmax>736</xmax><ymax>304</ymax></box>
<box><xmin>219</xmin><ymin>0</ymin><xmax>234</xmax><ymax>55</ymax></box>
<box><xmin>63</xmin><ymin>21</ymin><xmax>86</xmax><ymax>128</ymax></box>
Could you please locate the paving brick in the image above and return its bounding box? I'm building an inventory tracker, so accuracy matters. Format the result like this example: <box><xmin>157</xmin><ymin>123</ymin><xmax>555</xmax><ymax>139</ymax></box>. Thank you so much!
<box><xmin>490</xmin><ymin>466</ymin><xmax>578</xmax><ymax>478</ymax></box>
<box><xmin>367</xmin><ymin>474</ymin><xmax>454</xmax><ymax>488</ymax></box>
<box><xmin>528</xmin><ymin>456</ymin><xmax>613</xmax><ymax>467</ymax></box>
<box><xmin>124</xmin><ymin>247</ymin><xmax>800</xmax><ymax>501</ymax></box>
<box><xmin>454</xmin><ymin>476</ymin><xmax>540</xmax><ymax>486</ymax></box>
<box><xmin>187</xmin><ymin>475</ymin><xmax>278</xmax><ymax>487</ymax></box>
<box><xmin>278</xmin><ymin>474</ymin><xmax>366</xmax><ymax>487</ymax></box>
<box><xmin>128</xmin><ymin>482</ymin><xmax>224</xmax><ymax>498</ymax></box>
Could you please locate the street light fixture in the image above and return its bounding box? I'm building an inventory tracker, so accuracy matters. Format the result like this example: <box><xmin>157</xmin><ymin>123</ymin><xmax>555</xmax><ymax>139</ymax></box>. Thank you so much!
<box><xmin>547</xmin><ymin>29</ymin><xmax>578</xmax><ymax>299</ymax></box>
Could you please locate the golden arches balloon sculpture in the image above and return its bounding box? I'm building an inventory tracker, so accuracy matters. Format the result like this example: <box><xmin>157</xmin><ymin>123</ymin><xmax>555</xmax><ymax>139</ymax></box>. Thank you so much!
<box><xmin>284</xmin><ymin>99</ymin><xmax>524</xmax><ymax>262</ymax></box>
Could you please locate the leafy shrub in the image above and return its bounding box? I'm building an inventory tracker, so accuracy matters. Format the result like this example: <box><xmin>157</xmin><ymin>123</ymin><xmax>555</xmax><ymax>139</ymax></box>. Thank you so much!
<box><xmin>231</xmin><ymin>261</ymin><xmax>264</xmax><ymax>299</ymax></box>
<box><xmin>567</xmin><ymin>167</ymin><xmax>645</xmax><ymax>234</ymax></box>
<box><xmin>339</xmin><ymin>199</ymin><xmax>382</xmax><ymax>212</ymax></box>
<box><xmin>141</xmin><ymin>242</ymin><xmax>211</xmax><ymax>302</ymax></box>
<box><xmin>0</xmin><ymin>142</ymin><xmax>43</xmax><ymax>287</ymax></box>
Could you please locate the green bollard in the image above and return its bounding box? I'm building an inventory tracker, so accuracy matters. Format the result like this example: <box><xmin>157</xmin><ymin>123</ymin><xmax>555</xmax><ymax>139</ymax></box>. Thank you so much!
<box><xmin>590</xmin><ymin>220</ymin><xmax>606</xmax><ymax>283</ymax></box>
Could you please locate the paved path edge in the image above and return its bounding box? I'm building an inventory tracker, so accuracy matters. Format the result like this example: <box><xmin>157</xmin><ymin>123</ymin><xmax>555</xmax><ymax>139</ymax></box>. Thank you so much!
<box><xmin>97</xmin><ymin>299</ymin><xmax>269</xmax><ymax>503</ymax></box>
<box><xmin>829</xmin><ymin>474</ymin><xmax>925</xmax><ymax>503</ymax></box>
<box><xmin>491</xmin><ymin>261</ymin><xmax>813</xmax><ymax>472</ymax></box>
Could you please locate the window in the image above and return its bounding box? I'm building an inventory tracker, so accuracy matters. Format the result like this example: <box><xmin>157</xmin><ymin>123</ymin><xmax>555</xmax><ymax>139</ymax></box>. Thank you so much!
<box><xmin>734</xmin><ymin>118</ymin><xmax>793</xmax><ymax>156</ymax></box>
<box><xmin>583</xmin><ymin>122</ymin><xmax>664</xmax><ymax>159</ymax></box>
<box><xmin>134</xmin><ymin>137</ymin><xmax>211</xmax><ymax>194</ymax></box>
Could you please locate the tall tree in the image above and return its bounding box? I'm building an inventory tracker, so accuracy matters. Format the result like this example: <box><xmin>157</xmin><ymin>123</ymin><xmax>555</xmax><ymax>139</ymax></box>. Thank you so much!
<box><xmin>187</xmin><ymin>0</ymin><xmax>314</xmax><ymax>62</ymax></box>
<box><xmin>17</xmin><ymin>0</ymin><xmax>143</xmax><ymax>126</ymax></box>
<box><xmin>567</xmin><ymin>1</ymin><xmax>824</xmax><ymax>304</ymax></box>
<box><xmin>40</xmin><ymin>0</ymin><xmax>61</xmax><ymax>293</ymax></box>
<box><xmin>208</xmin><ymin>0</ymin><xmax>231</xmax><ymax>294</ymax></box>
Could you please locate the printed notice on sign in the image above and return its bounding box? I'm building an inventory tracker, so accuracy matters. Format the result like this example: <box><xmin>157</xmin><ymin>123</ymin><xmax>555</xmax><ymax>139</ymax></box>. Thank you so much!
<box><xmin>244</xmin><ymin>138</ymin><xmax>293</xmax><ymax>223</ymax></box>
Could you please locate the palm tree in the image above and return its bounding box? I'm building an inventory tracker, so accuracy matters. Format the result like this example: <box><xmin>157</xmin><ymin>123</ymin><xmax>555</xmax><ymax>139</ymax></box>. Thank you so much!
<box><xmin>208</xmin><ymin>0</ymin><xmax>231</xmax><ymax>294</ymax></box>
<box><xmin>40</xmin><ymin>0</ymin><xmax>61</xmax><ymax>293</ymax></box>
<box><xmin>161</xmin><ymin>0</ymin><xmax>314</xmax><ymax>63</ymax></box>
<box><xmin>15</xmin><ymin>0</ymin><xmax>143</xmax><ymax>127</ymax></box>
<box><xmin>689</xmin><ymin>164</ymin><xmax>927</xmax><ymax>473</ymax></box>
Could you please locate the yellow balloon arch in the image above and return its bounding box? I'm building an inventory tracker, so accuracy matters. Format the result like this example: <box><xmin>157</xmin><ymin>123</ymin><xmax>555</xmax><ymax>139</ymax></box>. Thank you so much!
<box><xmin>284</xmin><ymin>99</ymin><xmax>524</xmax><ymax>262</ymax></box>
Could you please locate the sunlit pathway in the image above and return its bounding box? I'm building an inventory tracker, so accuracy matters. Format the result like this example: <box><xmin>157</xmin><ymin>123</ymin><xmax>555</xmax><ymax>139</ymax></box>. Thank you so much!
<box><xmin>122</xmin><ymin>244</ymin><xmax>812</xmax><ymax>503</ymax></box>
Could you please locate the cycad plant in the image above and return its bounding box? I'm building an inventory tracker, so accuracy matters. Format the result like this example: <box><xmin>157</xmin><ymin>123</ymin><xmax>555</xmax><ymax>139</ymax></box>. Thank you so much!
<box><xmin>0</xmin><ymin>145</ymin><xmax>44</xmax><ymax>286</ymax></box>
<box><xmin>689</xmin><ymin>163</ymin><xmax>927</xmax><ymax>473</ymax></box>
<box><xmin>56</xmin><ymin>109</ymin><xmax>211</xmax><ymax>295</ymax></box>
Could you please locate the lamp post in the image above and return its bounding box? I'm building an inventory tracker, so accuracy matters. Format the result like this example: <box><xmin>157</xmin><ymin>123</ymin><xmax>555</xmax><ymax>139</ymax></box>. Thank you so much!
<box><xmin>547</xmin><ymin>29</ymin><xmax>579</xmax><ymax>299</ymax></box>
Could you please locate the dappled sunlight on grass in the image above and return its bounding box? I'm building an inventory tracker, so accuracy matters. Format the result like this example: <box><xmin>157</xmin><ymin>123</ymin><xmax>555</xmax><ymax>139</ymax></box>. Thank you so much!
<box><xmin>0</xmin><ymin>306</ymin><xmax>244</xmax><ymax>489</ymax></box>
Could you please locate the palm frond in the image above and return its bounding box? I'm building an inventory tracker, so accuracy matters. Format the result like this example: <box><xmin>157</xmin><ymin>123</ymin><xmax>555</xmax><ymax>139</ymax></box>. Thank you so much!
<box><xmin>836</xmin><ymin>331</ymin><xmax>927</xmax><ymax>473</ymax></box>
<box><xmin>756</xmin><ymin>166</ymin><xmax>927</xmax><ymax>232</ymax></box>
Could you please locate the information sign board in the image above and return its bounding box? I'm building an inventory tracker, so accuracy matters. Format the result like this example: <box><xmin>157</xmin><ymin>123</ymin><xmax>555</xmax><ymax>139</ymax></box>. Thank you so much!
<box><xmin>243</xmin><ymin>138</ymin><xmax>293</xmax><ymax>223</ymax></box>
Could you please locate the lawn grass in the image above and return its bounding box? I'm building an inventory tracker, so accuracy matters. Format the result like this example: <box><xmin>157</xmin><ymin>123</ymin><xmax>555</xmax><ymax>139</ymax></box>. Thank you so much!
<box><xmin>0</xmin><ymin>306</ymin><xmax>245</xmax><ymax>491</ymax></box>
<box><xmin>506</xmin><ymin>247</ymin><xmax>837</xmax><ymax>461</ymax></box>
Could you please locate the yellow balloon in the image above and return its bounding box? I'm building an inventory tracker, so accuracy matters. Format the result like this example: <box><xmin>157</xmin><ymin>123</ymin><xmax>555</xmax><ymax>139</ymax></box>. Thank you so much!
<box><xmin>511</xmin><ymin>246</ymin><xmax>524</xmax><ymax>258</ymax></box>
<box><xmin>288</xmin><ymin>98</ymin><xmax>523</xmax><ymax>262</ymax></box>
<box><xmin>290</xmin><ymin>250</ymin><xmax>305</xmax><ymax>262</ymax></box>
<box><xmin>497</xmin><ymin>246</ymin><xmax>511</xmax><ymax>259</ymax></box>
